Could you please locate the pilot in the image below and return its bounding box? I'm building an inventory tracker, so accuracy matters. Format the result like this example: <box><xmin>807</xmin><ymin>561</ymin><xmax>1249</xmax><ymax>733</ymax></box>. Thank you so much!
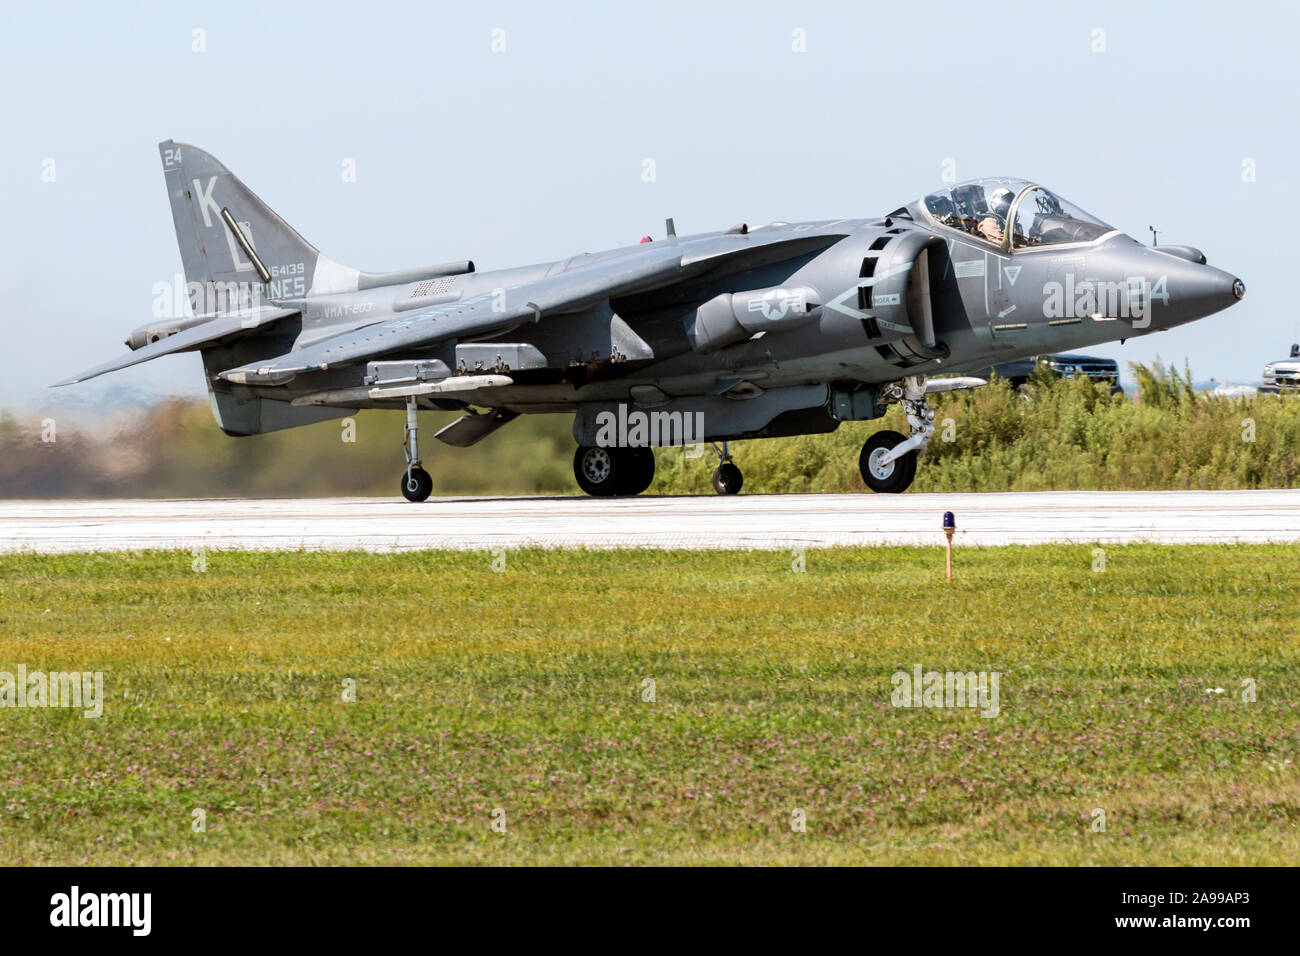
<box><xmin>976</xmin><ymin>187</ymin><xmax>1014</xmax><ymax>243</ymax></box>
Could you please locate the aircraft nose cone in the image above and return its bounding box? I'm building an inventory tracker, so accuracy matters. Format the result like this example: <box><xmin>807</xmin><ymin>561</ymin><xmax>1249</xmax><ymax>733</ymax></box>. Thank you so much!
<box><xmin>1190</xmin><ymin>264</ymin><xmax>1244</xmax><ymax>319</ymax></box>
<box><xmin>1147</xmin><ymin>254</ymin><xmax>1245</xmax><ymax>327</ymax></box>
<box><xmin>1200</xmin><ymin>265</ymin><xmax>1244</xmax><ymax>312</ymax></box>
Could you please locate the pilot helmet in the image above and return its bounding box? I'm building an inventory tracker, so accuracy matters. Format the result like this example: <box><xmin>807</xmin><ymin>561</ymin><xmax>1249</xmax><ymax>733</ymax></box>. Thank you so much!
<box><xmin>989</xmin><ymin>187</ymin><xmax>1014</xmax><ymax>217</ymax></box>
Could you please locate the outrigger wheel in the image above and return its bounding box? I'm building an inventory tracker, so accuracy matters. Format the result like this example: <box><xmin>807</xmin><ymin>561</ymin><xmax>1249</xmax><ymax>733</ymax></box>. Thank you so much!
<box><xmin>859</xmin><ymin>430</ymin><xmax>917</xmax><ymax>494</ymax></box>
<box><xmin>712</xmin><ymin>462</ymin><xmax>742</xmax><ymax>495</ymax></box>
<box><xmin>399</xmin><ymin>396</ymin><xmax>433</xmax><ymax>502</ymax></box>
<box><xmin>573</xmin><ymin>445</ymin><xmax>657</xmax><ymax>497</ymax></box>
<box><xmin>710</xmin><ymin>441</ymin><xmax>742</xmax><ymax>495</ymax></box>
<box><xmin>401</xmin><ymin>467</ymin><xmax>433</xmax><ymax>502</ymax></box>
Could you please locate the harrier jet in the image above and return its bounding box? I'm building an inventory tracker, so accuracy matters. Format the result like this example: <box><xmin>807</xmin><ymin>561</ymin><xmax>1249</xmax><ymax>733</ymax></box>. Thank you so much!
<box><xmin>55</xmin><ymin>143</ymin><xmax>1246</xmax><ymax>500</ymax></box>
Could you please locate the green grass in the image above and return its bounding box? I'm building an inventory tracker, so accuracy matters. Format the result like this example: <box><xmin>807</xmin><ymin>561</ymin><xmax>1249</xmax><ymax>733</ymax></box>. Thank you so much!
<box><xmin>1</xmin><ymin>545</ymin><xmax>1298</xmax><ymax>865</ymax></box>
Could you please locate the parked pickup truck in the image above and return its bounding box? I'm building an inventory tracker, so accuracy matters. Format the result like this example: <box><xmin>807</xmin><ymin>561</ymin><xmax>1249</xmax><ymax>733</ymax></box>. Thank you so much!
<box><xmin>968</xmin><ymin>353</ymin><xmax>1124</xmax><ymax>395</ymax></box>
<box><xmin>1261</xmin><ymin>344</ymin><xmax>1300</xmax><ymax>394</ymax></box>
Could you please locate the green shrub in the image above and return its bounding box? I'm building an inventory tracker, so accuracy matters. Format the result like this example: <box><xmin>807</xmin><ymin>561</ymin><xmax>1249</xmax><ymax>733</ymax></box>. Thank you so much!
<box><xmin>4</xmin><ymin>364</ymin><xmax>1297</xmax><ymax>496</ymax></box>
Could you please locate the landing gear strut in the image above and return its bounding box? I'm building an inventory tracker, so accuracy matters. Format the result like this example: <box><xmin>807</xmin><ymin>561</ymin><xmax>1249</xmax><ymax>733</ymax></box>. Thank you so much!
<box><xmin>859</xmin><ymin>375</ymin><xmax>932</xmax><ymax>494</ymax></box>
<box><xmin>711</xmin><ymin>441</ymin><xmax>742</xmax><ymax>495</ymax></box>
<box><xmin>400</xmin><ymin>396</ymin><xmax>433</xmax><ymax>502</ymax></box>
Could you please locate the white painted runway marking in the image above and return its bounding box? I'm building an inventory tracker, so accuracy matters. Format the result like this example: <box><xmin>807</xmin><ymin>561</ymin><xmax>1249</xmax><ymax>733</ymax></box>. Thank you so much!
<box><xmin>1</xmin><ymin>491</ymin><xmax>1298</xmax><ymax>553</ymax></box>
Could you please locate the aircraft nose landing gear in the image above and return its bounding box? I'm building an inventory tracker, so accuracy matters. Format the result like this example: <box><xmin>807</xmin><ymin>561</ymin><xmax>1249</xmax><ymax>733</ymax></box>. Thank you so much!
<box><xmin>400</xmin><ymin>396</ymin><xmax>433</xmax><ymax>502</ymax></box>
<box><xmin>860</xmin><ymin>430</ymin><xmax>917</xmax><ymax>493</ymax></box>
<box><xmin>859</xmin><ymin>375</ymin><xmax>933</xmax><ymax>494</ymax></box>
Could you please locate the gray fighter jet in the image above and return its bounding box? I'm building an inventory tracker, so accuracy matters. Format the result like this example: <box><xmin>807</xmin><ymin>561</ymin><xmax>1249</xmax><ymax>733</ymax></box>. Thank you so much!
<box><xmin>55</xmin><ymin>144</ymin><xmax>1246</xmax><ymax>499</ymax></box>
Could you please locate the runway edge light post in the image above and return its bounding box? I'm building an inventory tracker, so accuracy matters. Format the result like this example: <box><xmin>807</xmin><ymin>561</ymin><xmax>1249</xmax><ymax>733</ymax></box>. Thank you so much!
<box><xmin>943</xmin><ymin>511</ymin><xmax>956</xmax><ymax>581</ymax></box>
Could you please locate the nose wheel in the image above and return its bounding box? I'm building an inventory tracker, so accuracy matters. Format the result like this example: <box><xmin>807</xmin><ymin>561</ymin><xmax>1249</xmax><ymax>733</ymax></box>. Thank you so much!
<box><xmin>859</xmin><ymin>430</ymin><xmax>916</xmax><ymax>493</ymax></box>
<box><xmin>400</xmin><ymin>397</ymin><xmax>433</xmax><ymax>502</ymax></box>
<box><xmin>858</xmin><ymin>375</ymin><xmax>932</xmax><ymax>494</ymax></box>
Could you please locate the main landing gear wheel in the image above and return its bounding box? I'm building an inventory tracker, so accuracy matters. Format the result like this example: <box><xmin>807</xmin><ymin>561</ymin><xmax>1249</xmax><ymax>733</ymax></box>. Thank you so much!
<box><xmin>620</xmin><ymin>446</ymin><xmax>656</xmax><ymax>496</ymax></box>
<box><xmin>574</xmin><ymin>445</ymin><xmax>617</xmax><ymax>496</ymax></box>
<box><xmin>573</xmin><ymin>445</ymin><xmax>657</xmax><ymax>497</ymax></box>
<box><xmin>401</xmin><ymin>467</ymin><xmax>433</xmax><ymax>502</ymax></box>
<box><xmin>860</xmin><ymin>430</ymin><xmax>917</xmax><ymax>494</ymax></box>
<box><xmin>712</xmin><ymin>461</ymin><xmax>743</xmax><ymax>495</ymax></box>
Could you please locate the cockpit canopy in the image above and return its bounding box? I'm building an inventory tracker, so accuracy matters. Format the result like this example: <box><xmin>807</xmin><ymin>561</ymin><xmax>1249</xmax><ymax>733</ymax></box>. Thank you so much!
<box><xmin>918</xmin><ymin>178</ymin><xmax>1114</xmax><ymax>250</ymax></box>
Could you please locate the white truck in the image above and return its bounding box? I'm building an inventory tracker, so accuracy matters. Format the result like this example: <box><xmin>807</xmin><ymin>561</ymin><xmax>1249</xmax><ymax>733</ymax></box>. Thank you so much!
<box><xmin>1261</xmin><ymin>344</ymin><xmax>1300</xmax><ymax>394</ymax></box>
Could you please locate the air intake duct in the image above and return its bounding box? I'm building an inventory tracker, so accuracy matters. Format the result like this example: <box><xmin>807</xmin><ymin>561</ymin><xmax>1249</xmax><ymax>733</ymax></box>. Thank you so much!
<box><xmin>684</xmin><ymin>285</ymin><xmax>820</xmax><ymax>353</ymax></box>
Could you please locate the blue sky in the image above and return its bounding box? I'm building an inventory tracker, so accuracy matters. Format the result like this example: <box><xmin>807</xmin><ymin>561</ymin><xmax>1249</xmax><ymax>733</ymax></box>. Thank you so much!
<box><xmin>2</xmin><ymin>0</ymin><xmax>1295</xmax><ymax>411</ymax></box>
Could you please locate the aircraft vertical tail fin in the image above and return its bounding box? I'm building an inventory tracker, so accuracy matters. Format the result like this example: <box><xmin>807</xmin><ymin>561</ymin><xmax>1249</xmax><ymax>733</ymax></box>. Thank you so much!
<box><xmin>157</xmin><ymin>140</ymin><xmax>360</xmax><ymax>307</ymax></box>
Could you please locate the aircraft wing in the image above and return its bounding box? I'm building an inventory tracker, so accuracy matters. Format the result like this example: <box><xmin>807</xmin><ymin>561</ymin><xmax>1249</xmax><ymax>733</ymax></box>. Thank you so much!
<box><xmin>220</xmin><ymin>291</ymin><xmax>538</xmax><ymax>384</ymax></box>
<box><xmin>220</xmin><ymin>232</ymin><xmax>847</xmax><ymax>385</ymax></box>
<box><xmin>52</xmin><ymin>307</ymin><xmax>298</xmax><ymax>387</ymax></box>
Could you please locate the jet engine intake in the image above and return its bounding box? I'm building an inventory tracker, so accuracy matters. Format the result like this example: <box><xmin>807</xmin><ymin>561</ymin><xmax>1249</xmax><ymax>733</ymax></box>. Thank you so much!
<box><xmin>684</xmin><ymin>285</ymin><xmax>820</xmax><ymax>353</ymax></box>
<box><xmin>851</xmin><ymin>230</ymin><xmax>955</xmax><ymax>368</ymax></box>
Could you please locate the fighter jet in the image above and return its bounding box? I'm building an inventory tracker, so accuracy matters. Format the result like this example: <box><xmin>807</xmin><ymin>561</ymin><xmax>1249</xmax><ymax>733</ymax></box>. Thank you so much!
<box><xmin>55</xmin><ymin>143</ymin><xmax>1246</xmax><ymax>500</ymax></box>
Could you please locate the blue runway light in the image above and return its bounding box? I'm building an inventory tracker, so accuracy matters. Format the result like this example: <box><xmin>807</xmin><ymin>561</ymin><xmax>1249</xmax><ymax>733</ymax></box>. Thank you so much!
<box><xmin>942</xmin><ymin>511</ymin><xmax>956</xmax><ymax>581</ymax></box>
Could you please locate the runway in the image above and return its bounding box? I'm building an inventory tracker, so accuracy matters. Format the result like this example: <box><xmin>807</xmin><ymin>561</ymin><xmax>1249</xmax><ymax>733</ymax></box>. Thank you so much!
<box><xmin>1</xmin><ymin>490</ymin><xmax>1298</xmax><ymax>553</ymax></box>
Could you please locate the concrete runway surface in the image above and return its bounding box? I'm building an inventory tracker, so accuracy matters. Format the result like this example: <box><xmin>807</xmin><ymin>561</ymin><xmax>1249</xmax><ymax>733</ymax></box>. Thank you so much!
<box><xmin>1</xmin><ymin>490</ymin><xmax>1298</xmax><ymax>553</ymax></box>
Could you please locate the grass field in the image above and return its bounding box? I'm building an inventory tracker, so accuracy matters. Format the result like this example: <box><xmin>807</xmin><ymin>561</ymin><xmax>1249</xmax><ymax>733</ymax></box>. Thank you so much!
<box><xmin>1</xmin><ymin>545</ymin><xmax>1298</xmax><ymax>865</ymax></box>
